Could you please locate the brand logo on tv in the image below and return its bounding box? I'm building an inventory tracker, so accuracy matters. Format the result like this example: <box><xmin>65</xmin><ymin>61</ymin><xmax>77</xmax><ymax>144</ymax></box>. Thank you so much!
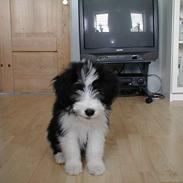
<box><xmin>116</xmin><ymin>49</ymin><xmax>124</xmax><ymax>52</ymax></box>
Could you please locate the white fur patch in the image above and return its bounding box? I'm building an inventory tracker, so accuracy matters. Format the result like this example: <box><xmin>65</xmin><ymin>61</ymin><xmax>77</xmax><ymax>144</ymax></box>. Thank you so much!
<box><xmin>87</xmin><ymin>160</ymin><xmax>106</xmax><ymax>175</ymax></box>
<box><xmin>54</xmin><ymin>152</ymin><xmax>65</xmax><ymax>164</ymax></box>
<box><xmin>59</xmin><ymin>113</ymin><xmax>108</xmax><ymax>148</ymax></box>
<box><xmin>65</xmin><ymin>160</ymin><xmax>82</xmax><ymax>175</ymax></box>
<box><xmin>58</xmin><ymin>113</ymin><xmax>108</xmax><ymax>175</ymax></box>
<box><xmin>81</xmin><ymin>61</ymin><xmax>98</xmax><ymax>87</ymax></box>
<box><xmin>80</xmin><ymin>61</ymin><xmax>99</xmax><ymax>98</ymax></box>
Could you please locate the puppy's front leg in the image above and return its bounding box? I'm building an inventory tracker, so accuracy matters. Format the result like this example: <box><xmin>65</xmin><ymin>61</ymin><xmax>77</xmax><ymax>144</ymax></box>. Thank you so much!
<box><xmin>61</xmin><ymin>133</ymin><xmax>82</xmax><ymax>175</ymax></box>
<box><xmin>86</xmin><ymin>130</ymin><xmax>106</xmax><ymax>176</ymax></box>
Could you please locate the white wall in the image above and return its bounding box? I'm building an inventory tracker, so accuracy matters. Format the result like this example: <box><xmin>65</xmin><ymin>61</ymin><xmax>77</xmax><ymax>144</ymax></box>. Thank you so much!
<box><xmin>71</xmin><ymin>0</ymin><xmax>80</xmax><ymax>62</ymax></box>
<box><xmin>148</xmin><ymin>0</ymin><xmax>170</xmax><ymax>93</ymax></box>
<box><xmin>160</xmin><ymin>0</ymin><xmax>173</xmax><ymax>97</ymax></box>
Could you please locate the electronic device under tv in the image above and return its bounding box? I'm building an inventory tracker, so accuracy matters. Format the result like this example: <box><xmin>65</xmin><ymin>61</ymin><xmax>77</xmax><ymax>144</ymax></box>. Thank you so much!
<box><xmin>79</xmin><ymin>0</ymin><xmax>159</xmax><ymax>63</ymax></box>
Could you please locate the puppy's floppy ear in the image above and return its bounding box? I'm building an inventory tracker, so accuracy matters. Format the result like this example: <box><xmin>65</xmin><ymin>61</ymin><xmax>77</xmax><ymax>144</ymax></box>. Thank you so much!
<box><xmin>53</xmin><ymin>67</ymin><xmax>77</xmax><ymax>108</ymax></box>
<box><xmin>102</xmin><ymin>71</ymin><xmax>119</xmax><ymax>106</ymax></box>
<box><xmin>94</xmin><ymin>65</ymin><xmax>119</xmax><ymax>107</ymax></box>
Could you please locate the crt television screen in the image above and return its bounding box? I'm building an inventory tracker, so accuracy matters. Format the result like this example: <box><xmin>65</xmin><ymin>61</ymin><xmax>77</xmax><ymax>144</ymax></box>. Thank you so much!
<box><xmin>82</xmin><ymin>0</ymin><xmax>155</xmax><ymax>49</ymax></box>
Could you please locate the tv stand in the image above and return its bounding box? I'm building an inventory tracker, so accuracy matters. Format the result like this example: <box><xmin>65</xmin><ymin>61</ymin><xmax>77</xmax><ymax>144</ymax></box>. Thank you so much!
<box><xmin>103</xmin><ymin>61</ymin><xmax>153</xmax><ymax>103</ymax></box>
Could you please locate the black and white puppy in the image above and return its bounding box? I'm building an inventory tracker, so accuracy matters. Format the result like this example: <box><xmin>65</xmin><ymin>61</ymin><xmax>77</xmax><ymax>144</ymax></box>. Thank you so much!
<box><xmin>47</xmin><ymin>60</ymin><xmax>119</xmax><ymax>175</ymax></box>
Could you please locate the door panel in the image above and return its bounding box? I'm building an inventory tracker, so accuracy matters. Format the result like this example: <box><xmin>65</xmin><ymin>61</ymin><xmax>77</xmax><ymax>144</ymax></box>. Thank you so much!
<box><xmin>11</xmin><ymin>0</ymin><xmax>57</xmax><ymax>34</ymax></box>
<box><xmin>13</xmin><ymin>52</ymin><xmax>58</xmax><ymax>92</ymax></box>
<box><xmin>0</xmin><ymin>0</ymin><xmax>14</xmax><ymax>92</ymax></box>
<box><xmin>14</xmin><ymin>76</ymin><xmax>55</xmax><ymax>92</ymax></box>
<box><xmin>0</xmin><ymin>0</ymin><xmax>70</xmax><ymax>92</ymax></box>
<box><xmin>12</xmin><ymin>37</ymin><xmax>57</xmax><ymax>51</ymax></box>
<box><xmin>11</xmin><ymin>0</ymin><xmax>58</xmax><ymax>52</ymax></box>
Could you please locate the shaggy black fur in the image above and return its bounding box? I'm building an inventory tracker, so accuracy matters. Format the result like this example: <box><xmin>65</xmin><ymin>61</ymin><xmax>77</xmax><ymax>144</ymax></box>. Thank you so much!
<box><xmin>47</xmin><ymin>61</ymin><xmax>119</xmax><ymax>155</ymax></box>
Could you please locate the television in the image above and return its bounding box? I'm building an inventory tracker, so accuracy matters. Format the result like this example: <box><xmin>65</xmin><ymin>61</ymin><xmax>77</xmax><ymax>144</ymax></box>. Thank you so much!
<box><xmin>79</xmin><ymin>0</ymin><xmax>159</xmax><ymax>63</ymax></box>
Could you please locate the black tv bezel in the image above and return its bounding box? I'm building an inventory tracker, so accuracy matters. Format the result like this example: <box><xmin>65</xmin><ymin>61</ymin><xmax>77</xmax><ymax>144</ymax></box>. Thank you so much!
<box><xmin>79</xmin><ymin>0</ymin><xmax>159</xmax><ymax>57</ymax></box>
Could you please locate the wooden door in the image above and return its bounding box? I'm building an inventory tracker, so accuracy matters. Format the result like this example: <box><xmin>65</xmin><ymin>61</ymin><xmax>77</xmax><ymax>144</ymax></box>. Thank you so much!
<box><xmin>0</xmin><ymin>0</ymin><xmax>70</xmax><ymax>93</ymax></box>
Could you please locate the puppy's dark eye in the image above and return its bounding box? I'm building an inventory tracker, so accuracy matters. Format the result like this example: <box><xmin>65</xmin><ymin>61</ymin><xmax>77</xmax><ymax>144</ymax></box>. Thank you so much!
<box><xmin>73</xmin><ymin>83</ymin><xmax>84</xmax><ymax>91</ymax></box>
<box><xmin>92</xmin><ymin>80</ymin><xmax>99</xmax><ymax>89</ymax></box>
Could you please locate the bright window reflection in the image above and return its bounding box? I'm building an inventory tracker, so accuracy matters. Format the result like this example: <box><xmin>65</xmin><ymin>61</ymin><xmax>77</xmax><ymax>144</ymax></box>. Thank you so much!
<box><xmin>95</xmin><ymin>13</ymin><xmax>109</xmax><ymax>32</ymax></box>
<box><xmin>130</xmin><ymin>13</ymin><xmax>144</xmax><ymax>32</ymax></box>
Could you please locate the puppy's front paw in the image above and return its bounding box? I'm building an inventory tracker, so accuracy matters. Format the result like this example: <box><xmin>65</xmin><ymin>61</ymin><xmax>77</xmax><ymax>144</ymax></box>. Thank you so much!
<box><xmin>65</xmin><ymin>160</ymin><xmax>82</xmax><ymax>175</ymax></box>
<box><xmin>87</xmin><ymin>160</ymin><xmax>106</xmax><ymax>176</ymax></box>
<box><xmin>54</xmin><ymin>152</ymin><xmax>65</xmax><ymax>164</ymax></box>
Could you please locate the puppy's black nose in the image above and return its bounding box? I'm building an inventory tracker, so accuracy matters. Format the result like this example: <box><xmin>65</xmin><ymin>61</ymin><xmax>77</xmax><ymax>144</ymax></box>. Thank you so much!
<box><xmin>85</xmin><ymin>109</ymin><xmax>95</xmax><ymax>117</ymax></box>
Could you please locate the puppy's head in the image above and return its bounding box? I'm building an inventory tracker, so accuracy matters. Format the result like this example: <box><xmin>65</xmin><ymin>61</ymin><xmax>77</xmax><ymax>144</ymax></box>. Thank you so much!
<box><xmin>53</xmin><ymin>60</ymin><xmax>119</xmax><ymax>120</ymax></box>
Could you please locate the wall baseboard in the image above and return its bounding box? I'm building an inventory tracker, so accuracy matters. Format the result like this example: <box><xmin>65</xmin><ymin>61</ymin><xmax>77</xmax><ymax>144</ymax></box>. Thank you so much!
<box><xmin>0</xmin><ymin>92</ymin><xmax>54</xmax><ymax>96</ymax></box>
<box><xmin>170</xmin><ymin>93</ymin><xmax>183</xmax><ymax>101</ymax></box>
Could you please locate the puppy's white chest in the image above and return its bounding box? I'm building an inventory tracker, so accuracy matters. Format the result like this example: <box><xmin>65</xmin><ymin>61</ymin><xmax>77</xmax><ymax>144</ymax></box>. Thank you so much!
<box><xmin>76</xmin><ymin>125</ymin><xmax>89</xmax><ymax>147</ymax></box>
<box><xmin>61</xmin><ymin>113</ymin><xmax>108</xmax><ymax>148</ymax></box>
